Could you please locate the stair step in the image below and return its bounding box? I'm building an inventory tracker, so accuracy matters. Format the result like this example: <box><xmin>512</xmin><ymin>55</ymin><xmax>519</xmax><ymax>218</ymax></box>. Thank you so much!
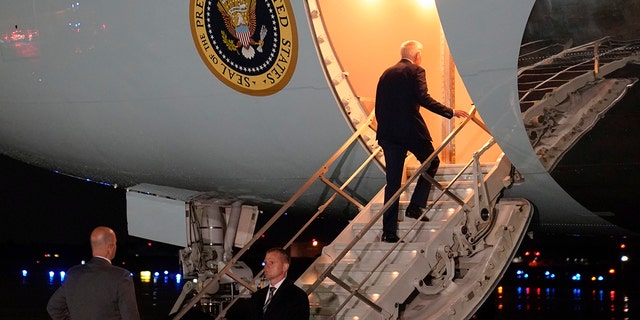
<box><xmin>406</xmin><ymin>162</ymin><xmax>498</xmax><ymax>175</ymax></box>
<box><xmin>349</xmin><ymin>221</ymin><xmax>442</xmax><ymax>242</ymax></box>
<box><xmin>364</xmin><ymin>201</ymin><xmax>459</xmax><ymax>223</ymax></box>
<box><xmin>321</xmin><ymin>242</ymin><xmax>425</xmax><ymax>264</ymax></box>
<box><xmin>312</xmin><ymin>263</ymin><xmax>410</xmax><ymax>287</ymax></box>
<box><xmin>304</xmin><ymin>283</ymin><xmax>395</xmax><ymax>308</ymax></box>
<box><xmin>310</xmin><ymin>304</ymin><xmax>379</xmax><ymax>320</ymax></box>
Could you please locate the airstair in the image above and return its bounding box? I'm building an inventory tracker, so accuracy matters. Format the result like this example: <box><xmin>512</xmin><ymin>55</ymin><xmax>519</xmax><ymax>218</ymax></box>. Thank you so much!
<box><xmin>171</xmin><ymin>107</ymin><xmax>532</xmax><ymax>320</ymax></box>
<box><xmin>298</xmin><ymin>145</ymin><xmax>531</xmax><ymax>319</ymax></box>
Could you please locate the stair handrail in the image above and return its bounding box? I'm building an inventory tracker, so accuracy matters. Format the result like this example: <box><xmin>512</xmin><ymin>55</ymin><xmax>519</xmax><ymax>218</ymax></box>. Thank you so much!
<box><xmin>174</xmin><ymin>110</ymin><xmax>386</xmax><ymax>319</ymax></box>
<box><xmin>305</xmin><ymin>106</ymin><xmax>500</xmax><ymax>318</ymax></box>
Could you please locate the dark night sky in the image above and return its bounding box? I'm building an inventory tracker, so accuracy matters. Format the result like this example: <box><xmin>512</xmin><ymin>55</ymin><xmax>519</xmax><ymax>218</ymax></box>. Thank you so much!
<box><xmin>0</xmin><ymin>154</ymin><xmax>129</xmax><ymax>246</ymax></box>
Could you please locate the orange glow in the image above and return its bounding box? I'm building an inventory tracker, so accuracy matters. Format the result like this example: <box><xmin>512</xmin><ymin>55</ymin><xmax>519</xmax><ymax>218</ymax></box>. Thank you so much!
<box><xmin>312</xmin><ymin>239</ymin><xmax>318</xmax><ymax>247</ymax></box>
<box><xmin>609</xmin><ymin>268</ymin><xmax>616</xmax><ymax>274</ymax></box>
<box><xmin>417</xmin><ymin>0</ymin><xmax>435</xmax><ymax>9</ymax></box>
<box><xmin>317</xmin><ymin>0</ymin><xmax>500</xmax><ymax>162</ymax></box>
<box><xmin>620</xmin><ymin>243</ymin><xmax>626</xmax><ymax>249</ymax></box>
<box><xmin>497</xmin><ymin>286</ymin><xmax>503</xmax><ymax>294</ymax></box>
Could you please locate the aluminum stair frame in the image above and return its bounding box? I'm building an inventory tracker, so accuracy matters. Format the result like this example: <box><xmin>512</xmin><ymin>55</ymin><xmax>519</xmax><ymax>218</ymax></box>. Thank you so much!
<box><xmin>298</xmin><ymin>145</ymin><xmax>532</xmax><ymax>319</ymax></box>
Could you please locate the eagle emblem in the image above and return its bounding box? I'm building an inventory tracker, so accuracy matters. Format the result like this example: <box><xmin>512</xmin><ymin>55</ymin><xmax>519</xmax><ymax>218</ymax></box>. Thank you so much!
<box><xmin>217</xmin><ymin>0</ymin><xmax>268</xmax><ymax>59</ymax></box>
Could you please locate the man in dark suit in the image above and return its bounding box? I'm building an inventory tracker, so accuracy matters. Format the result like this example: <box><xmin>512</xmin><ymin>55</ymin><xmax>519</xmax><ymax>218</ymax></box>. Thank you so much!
<box><xmin>47</xmin><ymin>226</ymin><xmax>140</xmax><ymax>320</ymax></box>
<box><xmin>247</xmin><ymin>247</ymin><xmax>309</xmax><ymax>320</ymax></box>
<box><xmin>375</xmin><ymin>40</ymin><xmax>469</xmax><ymax>243</ymax></box>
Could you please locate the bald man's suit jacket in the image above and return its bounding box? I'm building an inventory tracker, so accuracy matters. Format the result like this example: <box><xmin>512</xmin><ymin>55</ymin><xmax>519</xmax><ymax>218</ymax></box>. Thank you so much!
<box><xmin>47</xmin><ymin>257</ymin><xmax>140</xmax><ymax>320</ymax></box>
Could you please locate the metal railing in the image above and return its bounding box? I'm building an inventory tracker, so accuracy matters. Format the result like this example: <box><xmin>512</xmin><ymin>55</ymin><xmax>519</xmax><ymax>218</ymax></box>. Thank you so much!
<box><xmin>303</xmin><ymin>106</ymin><xmax>495</xmax><ymax>318</ymax></box>
<box><xmin>173</xmin><ymin>110</ymin><xmax>381</xmax><ymax>319</ymax></box>
<box><xmin>172</xmin><ymin>105</ymin><xmax>491</xmax><ymax>319</ymax></box>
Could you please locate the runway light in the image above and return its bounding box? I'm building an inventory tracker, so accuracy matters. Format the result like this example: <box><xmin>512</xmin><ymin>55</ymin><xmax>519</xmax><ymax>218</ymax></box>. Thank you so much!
<box><xmin>609</xmin><ymin>268</ymin><xmax>616</xmax><ymax>274</ymax></box>
<box><xmin>621</xmin><ymin>255</ymin><xmax>629</xmax><ymax>262</ymax></box>
<box><xmin>140</xmin><ymin>271</ymin><xmax>151</xmax><ymax>283</ymax></box>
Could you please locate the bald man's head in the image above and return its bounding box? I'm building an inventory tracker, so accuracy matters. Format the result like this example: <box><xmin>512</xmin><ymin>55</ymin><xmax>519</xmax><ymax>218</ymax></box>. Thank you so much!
<box><xmin>90</xmin><ymin>226</ymin><xmax>117</xmax><ymax>261</ymax></box>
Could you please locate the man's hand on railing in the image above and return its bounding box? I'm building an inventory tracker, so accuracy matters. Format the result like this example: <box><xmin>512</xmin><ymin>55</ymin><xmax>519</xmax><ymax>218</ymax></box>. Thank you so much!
<box><xmin>453</xmin><ymin>109</ymin><xmax>469</xmax><ymax>118</ymax></box>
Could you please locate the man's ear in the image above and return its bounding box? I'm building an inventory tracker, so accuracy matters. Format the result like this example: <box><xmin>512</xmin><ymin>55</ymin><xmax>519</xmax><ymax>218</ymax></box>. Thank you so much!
<box><xmin>283</xmin><ymin>262</ymin><xmax>290</xmax><ymax>273</ymax></box>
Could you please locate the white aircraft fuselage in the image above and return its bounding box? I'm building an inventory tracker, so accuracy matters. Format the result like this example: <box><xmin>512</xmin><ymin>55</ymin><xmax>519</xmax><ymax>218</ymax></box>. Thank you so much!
<box><xmin>1</xmin><ymin>0</ymin><xmax>638</xmax><ymax>237</ymax></box>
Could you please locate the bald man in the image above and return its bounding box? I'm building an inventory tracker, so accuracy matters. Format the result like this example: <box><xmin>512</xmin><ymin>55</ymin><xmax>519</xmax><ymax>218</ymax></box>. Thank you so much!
<box><xmin>47</xmin><ymin>226</ymin><xmax>140</xmax><ymax>320</ymax></box>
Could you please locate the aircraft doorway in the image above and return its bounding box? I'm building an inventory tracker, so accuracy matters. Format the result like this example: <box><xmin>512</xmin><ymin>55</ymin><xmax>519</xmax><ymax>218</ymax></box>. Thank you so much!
<box><xmin>308</xmin><ymin>0</ymin><xmax>502</xmax><ymax>165</ymax></box>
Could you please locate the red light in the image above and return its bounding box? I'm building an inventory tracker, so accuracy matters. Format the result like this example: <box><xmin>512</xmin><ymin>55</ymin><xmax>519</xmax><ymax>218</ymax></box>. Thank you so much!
<box><xmin>524</xmin><ymin>251</ymin><xmax>530</xmax><ymax>256</ymax></box>
<box><xmin>534</xmin><ymin>251</ymin><xmax>540</xmax><ymax>256</ymax></box>
<box><xmin>312</xmin><ymin>239</ymin><xmax>318</xmax><ymax>247</ymax></box>
<box><xmin>620</xmin><ymin>244</ymin><xmax>626</xmax><ymax>249</ymax></box>
<box><xmin>261</xmin><ymin>234</ymin><xmax>265</xmax><ymax>238</ymax></box>
<box><xmin>147</xmin><ymin>242</ymin><xmax>152</xmax><ymax>247</ymax></box>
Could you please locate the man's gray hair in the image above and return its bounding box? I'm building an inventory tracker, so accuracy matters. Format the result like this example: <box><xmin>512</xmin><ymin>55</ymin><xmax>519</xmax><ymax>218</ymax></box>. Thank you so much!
<box><xmin>400</xmin><ymin>40</ymin><xmax>423</xmax><ymax>59</ymax></box>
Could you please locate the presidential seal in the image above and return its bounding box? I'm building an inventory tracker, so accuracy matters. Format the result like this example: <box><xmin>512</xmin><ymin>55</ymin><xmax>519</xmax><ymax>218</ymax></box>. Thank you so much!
<box><xmin>190</xmin><ymin>0</ymin><xmax>298</xmax><ymax>96</ymax></box>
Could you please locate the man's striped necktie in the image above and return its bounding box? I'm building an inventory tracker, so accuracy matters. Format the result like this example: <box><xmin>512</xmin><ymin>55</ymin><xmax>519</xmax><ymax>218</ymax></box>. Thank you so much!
<box><xmin>263</xmin><ymin>286</ymin><xmax>276</xmax><ymax>313</ymax></box>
